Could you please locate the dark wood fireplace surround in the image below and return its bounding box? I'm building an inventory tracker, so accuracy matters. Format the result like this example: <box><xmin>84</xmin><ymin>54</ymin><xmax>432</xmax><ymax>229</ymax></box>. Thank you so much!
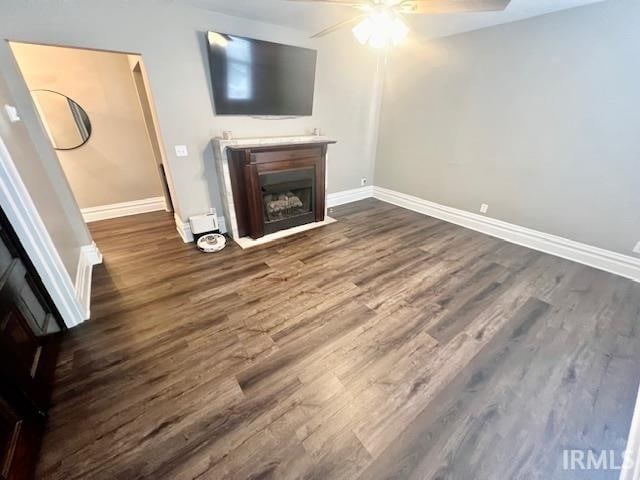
<box><xmin>226</xmin><ymin>141</ymin><xmax>335</xmax><ymax>239</ymax></box>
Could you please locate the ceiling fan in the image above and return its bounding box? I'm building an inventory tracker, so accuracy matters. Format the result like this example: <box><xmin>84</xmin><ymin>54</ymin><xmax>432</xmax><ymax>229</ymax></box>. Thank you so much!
<box><xmin>287</xmin><ymin>0</ymin><xmax>511</xmax><ymax>47</ymax></box>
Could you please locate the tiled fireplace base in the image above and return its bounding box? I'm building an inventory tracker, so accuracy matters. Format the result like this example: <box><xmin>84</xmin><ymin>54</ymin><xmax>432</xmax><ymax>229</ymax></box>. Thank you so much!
<box><xmin>234</xmin><ymin>216</ymin><xmax>336</xmax><ymax>250</ymax></box>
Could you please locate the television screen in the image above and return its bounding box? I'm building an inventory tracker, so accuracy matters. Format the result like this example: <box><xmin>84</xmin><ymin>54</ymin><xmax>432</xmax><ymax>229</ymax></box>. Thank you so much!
<box><xmin>206</xmin><ymin>32</ymin><xmax>317</xmax><ymax>116</ymax></box>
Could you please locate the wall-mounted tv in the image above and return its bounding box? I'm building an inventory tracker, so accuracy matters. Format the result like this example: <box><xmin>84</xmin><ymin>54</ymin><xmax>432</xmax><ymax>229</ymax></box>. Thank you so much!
<box><xmin>206</xmin><ymin>32</ymin><xmax>317</xmax><ymax>116</ymax></box>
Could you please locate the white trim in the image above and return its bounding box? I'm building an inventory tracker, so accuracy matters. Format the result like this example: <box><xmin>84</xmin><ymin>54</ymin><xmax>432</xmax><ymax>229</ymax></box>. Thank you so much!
<box><xmin>82</xmin><ymin>196</ymin><xmax>166</xmax><ymax>223</ymax></box>
<box><xmin>174</xmin><ymin>213</ymin><xmax>226</xmax><ymax>243</ymax></box>
<box><xmin>174</xmin><ymin>213</ymin><xmax>193</xmax><ymax>243</ymax></box>
<box><xmin>74</xmin><ymin>242</ymin><xmax>102</xmax><ymax>319</ymax></box>
<box><xmin>373</xmin><ymin>186</ymin><xmax>640</xmax><ymax>282</ymax></box>
<box><xmin>0</xmin><ymin>135</ymin><xmax>86</xmax><ymax>327</ymax></box>
<box><xmin>621</xmin><ymin>383</ymin><xmax>640</xmax><ymax>480</ymax></box>
<box><xmin>327</xmin><ymin>186</ymin><xmax>374</xmax><ymax>208</ymax></box>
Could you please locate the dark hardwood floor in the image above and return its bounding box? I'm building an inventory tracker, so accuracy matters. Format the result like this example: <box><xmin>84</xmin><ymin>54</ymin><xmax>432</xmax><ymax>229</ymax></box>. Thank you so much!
<box><xmin>36</xmin><ymin>199</ymin><xmax>640</xmax><ymax>479</ymax></box>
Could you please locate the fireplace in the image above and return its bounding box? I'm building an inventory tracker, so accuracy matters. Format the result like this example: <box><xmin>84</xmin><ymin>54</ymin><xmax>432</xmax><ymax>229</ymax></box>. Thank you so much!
<box><xmin>261</xmin><ymin>168</ymin><xmax>315</xmax><ymax>234</ymax></box>
<box><xmin>223</xmin><ymin>140</ymin><xmax>334</xmax><ymax>239</ymax></box>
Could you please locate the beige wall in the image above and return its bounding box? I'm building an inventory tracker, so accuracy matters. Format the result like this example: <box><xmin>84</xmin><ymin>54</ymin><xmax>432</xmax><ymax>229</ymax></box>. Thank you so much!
<box><xmin>10</xmin><ymin>42</ymin><xmax>164</xmax><ymax>209</ymax></box>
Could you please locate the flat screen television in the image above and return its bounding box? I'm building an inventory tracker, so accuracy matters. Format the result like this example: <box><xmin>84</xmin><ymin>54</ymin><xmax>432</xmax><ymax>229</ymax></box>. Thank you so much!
<box><xmin>206</xmin><ymin>31</ymin><xmax>317</xmax><ymax>116</ymax></box>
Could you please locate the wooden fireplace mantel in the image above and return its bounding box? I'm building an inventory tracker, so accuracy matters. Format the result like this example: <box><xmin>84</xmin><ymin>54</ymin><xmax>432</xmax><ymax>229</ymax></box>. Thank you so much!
<box><xmin>226</xmin><ymin>141</ymin><xmax>335</xmax><ymax>239</ymax></box>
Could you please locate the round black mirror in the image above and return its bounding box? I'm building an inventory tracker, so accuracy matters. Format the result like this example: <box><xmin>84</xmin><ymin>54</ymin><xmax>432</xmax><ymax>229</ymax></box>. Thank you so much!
<box><xmin>30</xmin><ymin>89</ymin><xmax>92</xmax><ymax>151</ymax></box>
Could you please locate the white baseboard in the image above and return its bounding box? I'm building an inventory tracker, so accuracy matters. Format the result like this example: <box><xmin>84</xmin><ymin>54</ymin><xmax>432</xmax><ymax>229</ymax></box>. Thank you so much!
<box><xmin>189</xmin><ymin>184</ymin><xmax>640</xmax><ymax>282</ymax></box>
<box><xmin>373</xmin><ymin>186</ymin><xmax>640</xmax><ymax>283</ymax></box>
<box><xmin>175</xmin><ymin>213</ymin><xmax>194</xmax><ymax>243</ymax></box>
<box><xmin>174</xmin><ymin>213</ymin><xmax>227</xmax><ymax>243</ymax></box>
<box><xmin>82</xmin><ymin>196</ymin><xmax>166</xmax><ymax>223</ymax></box>
<box><xmin>327</xmin><ymin>186</ymin><xmax>374</xmax><ymax>208</ymax></box>
<box><xmin>74</xmin><ymin>242</ymin><xmax>103</xmax><ymax>320</ymax></box>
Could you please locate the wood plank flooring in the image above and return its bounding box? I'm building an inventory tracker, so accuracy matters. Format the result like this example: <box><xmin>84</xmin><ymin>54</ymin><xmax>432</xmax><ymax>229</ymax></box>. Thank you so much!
<box><xmin>36</xmin><ymin>199</ymin><xmax>640</xmax><ymax>479</ymax></box>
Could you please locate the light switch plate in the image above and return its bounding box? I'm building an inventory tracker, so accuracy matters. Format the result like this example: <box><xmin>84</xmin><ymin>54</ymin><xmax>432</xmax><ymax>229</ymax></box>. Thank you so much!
<box><xmin>175</xmin><ymin>145</ymin><xmax>188</xmax><ymax>157</ymax></box>
<box><xmin>4</xmin><ymin>105</ymin><xmax>20</xmax><ymax>123</ymax></box>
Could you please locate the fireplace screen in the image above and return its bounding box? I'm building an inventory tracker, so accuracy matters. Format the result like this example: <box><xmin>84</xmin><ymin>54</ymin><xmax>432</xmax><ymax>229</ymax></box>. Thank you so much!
<box><xmin>260</xmin><ymin>168</ymin><xmax>315</xmax><ymax>234</ymax></box>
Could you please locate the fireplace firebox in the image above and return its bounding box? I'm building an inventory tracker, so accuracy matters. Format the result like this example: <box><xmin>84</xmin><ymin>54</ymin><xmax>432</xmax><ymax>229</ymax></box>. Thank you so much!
<box><xmin>226</xmin><ymin>141</ymin><xmax>334</xmax><ymax>239</ymax></box>
<box><xmin>261</xmin><ymin>168</ymin><xmax>315</xmax><ymax>234</ymax></box>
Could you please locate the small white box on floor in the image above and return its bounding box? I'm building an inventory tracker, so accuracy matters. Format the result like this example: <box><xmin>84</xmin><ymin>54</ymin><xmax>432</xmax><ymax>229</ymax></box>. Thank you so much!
<box><xmin>189</xmin><ymin>210</ymin><xmax>219</xmax><ymax>238</ymax></box>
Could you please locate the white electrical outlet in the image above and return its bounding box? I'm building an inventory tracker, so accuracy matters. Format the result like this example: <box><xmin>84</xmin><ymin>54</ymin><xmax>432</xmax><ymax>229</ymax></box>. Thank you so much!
<box><xmin>361</xmin><ymin>177</ymin><xmax>368</xmax><ymax>186</ymax></box>
<box><xmin>480</xmin><ymin>204</ymin><xmax>489</xmax><ymax>214</ymax></box>
<box><xmin>633</xmin><ymin>241</ymin><xmax>640</xmax><ymax>255</ymax></box>
<box><xmin>174</xmin><ymin>145</ymin><xmax>188</xmax><ymax>157</ymax></box>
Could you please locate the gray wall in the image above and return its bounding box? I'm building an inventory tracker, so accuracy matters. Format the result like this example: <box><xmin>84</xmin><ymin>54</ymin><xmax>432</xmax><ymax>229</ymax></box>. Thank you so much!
<box><xmin>0</xmin><ymin>0</ymin><xmax>380</xmax><ymax>223</ymax></box>
<box><xmin>0</xmin><ymin>71</ymin><xmax>91</xmax><ymax>279</ymax></box>
<box><xmin>375</xmin><ymin>0</ymin><xmax>640</xmax><ymax>256</ymax></box>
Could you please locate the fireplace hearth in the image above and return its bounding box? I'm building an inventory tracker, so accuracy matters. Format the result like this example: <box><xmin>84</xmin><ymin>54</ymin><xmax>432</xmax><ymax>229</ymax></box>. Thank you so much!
<box><xmin>223</xmin><ymin>139</ymin><xmax>335</xmax><ymax>239</ymax></box>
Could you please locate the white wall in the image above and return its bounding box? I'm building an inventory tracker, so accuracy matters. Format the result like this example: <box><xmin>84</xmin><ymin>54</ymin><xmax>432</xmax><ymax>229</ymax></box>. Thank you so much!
<box><xmin>0</xmin><ymin>0</ymin><xmax>380</xmax><ymax>224</ymax></box>
<box><xmin>375</xmin><ymin>0</ymin><xmax>640</xmax><ymax>256</ymax></box>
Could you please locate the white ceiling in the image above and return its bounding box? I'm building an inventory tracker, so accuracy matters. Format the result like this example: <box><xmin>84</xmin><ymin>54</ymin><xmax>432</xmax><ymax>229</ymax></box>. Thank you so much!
<box><xmin>180</xmin><ymin>0</ymin><xmax>605</xmax><ymax>39</ymax></box>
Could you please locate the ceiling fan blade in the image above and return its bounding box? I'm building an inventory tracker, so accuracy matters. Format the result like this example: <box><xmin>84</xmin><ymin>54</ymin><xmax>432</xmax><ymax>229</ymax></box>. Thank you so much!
<box><xmin>311</xmin><ymin>15</ymin><xmax>365</xmax><ymax>38</ymax></box>
<box><xmin>400</xmin><ymin>0</ymin><xmax>510</xmax><ymax>14</ymax></box>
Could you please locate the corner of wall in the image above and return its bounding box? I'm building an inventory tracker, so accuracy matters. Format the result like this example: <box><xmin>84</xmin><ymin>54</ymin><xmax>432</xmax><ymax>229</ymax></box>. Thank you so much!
<box><xmin>367</xmin><ymin>52</ymin><xmax>387</xmax><ymax>187</ymax></box>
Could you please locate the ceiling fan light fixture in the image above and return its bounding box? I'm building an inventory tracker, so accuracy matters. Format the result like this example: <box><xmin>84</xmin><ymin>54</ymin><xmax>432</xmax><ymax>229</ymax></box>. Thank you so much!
<box><xmin>352</xmin><ymin>17</ymin><xmax>373</xmax><ymax>45</ymax></box>
<box><xmin>390</xmin><ymin>16</ymin><xmax>409</xmax><ymax>44</ymax></box>
<box><xmin>352</xmin><ymin>11</ymin><xmax>409</xmax><ymax>48</ymax></box>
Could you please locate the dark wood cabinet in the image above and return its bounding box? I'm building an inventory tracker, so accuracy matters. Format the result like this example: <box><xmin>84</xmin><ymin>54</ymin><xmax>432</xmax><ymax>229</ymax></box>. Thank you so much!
<box><xmin>0</xmin><ymin>208</ymin><xmax>62</xmax><ymax>479</ymax></box>
<box><xmin>2</xmin><ymin>308</ymin><xmax>41</xmax><ymax>381</ymax></box>
<box><xmin>0</xmin><ymin>395</ymin><xmax>43</xmax><ymax>480</ymax></box>
<box><xmin>0</xmin><ymin>396</ymin><xmax>22</xmax><ymax>480</ymax></box>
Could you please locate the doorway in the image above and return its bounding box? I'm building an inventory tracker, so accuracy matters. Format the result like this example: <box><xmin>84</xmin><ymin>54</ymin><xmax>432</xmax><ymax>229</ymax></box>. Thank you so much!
<box><xmin>8</xmin><ymin>41</ymin><xmax>175</xmax><ymax>229</ymax></box>
<box><xmin>130</xmin><ymin>61</ymin><xmax>174</xmax><ymax>212</ymax></box>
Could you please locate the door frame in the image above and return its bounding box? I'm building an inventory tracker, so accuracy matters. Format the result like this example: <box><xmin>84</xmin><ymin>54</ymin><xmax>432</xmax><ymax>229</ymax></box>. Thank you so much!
<box><xmin>130</xmin><ymin>59</ymin><xmax>175</xmax><ymax>213</ymax></box>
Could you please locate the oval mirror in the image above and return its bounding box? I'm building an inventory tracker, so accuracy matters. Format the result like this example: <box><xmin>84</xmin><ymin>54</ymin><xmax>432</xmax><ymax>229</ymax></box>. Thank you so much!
<box><xmin>30</xmin><ymin>89</ymin><xmax>92</xmax><ymax>150</ymax></box>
